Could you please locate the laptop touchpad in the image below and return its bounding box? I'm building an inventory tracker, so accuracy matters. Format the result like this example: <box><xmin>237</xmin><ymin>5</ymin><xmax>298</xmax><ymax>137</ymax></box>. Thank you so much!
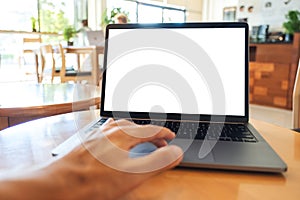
<box><xmin>171</xmin><ymin>139</ymin><xmax>215</xmax><ymax>162</ymax></box>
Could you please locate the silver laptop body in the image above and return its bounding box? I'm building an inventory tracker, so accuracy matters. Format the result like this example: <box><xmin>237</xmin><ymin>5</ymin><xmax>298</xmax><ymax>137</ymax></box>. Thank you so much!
<box><xmin>86</xmin><ymin>30</ymin><xmax>105</xmax><ymax>46</ymax></box>
<box><xmin>53</xmin><ymin>22</ymin><xmax>287</xmax><ymax>173</ymax></box>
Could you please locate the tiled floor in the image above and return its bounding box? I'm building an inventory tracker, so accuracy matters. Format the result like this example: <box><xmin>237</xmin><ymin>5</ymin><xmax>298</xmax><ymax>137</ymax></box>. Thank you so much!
<box><xmin>250</xmin><ymin>104</ymin><xmax>292</xmax><ymax>129</ymax></box>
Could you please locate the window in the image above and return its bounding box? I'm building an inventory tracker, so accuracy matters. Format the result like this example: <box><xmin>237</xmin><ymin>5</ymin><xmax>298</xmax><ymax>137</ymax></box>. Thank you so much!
<box><xmin>107</xmin><ymin>0</ymin><xmax>186</xmax><ymax>23</ymax></box>
<box><xmin>0</xmin><ymin>0</ymin><xmax>38</xmax><ymax>31</ymax></box>
<box><xmin>39</xmin><ymin>0</ymin><xmax>75</xmax><ymax>33</ymax></box>
<box><xmin>0</xmin><ymin>0</ymin><xmax>76</xmax><ymax>67</ymax></box>
<box><xmin>163</xmin><ymin>8</ymin><xmax>185</xmax><ymax>23</ymax></box>
<box><xmin>138</xmin><ymin>4</ymin><xmax>163</xmax><ymax>23</ymax></box>
<box><xmin>0</xmin><ymin>0</ymin><xmax>74</xmax><ymax>33</ymax></box>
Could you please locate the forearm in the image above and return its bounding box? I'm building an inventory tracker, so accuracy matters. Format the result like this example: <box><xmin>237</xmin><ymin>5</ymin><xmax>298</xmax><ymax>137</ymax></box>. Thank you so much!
<box><xmin>4</xmin><ymin>155</ymin><xmax>132</xmax><ymax>199</ymax></box>
<box><xmin>0</xmin><ymin>151</ymin><xmax>130</xmax><ymax>200</ymax></box>
<box><xmin>0</xmin><ymin>156</ymin><xmax>114</xmax><ymax>200</ymax></box>
<box><xmin>0</xmin><ymin>168</ymin><xmax>61</xmax><ymax>200</ymax></box>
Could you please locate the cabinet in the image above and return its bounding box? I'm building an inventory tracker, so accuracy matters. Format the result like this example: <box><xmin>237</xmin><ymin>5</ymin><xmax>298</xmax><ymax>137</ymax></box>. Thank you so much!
<box><xmin>249</xmin><ymin>33</ymin><xmax>300</xmax><ymax>110</ymax></box>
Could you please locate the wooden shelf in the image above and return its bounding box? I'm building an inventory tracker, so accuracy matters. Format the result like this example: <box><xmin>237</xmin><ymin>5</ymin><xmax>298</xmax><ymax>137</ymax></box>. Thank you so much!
<box><xmin>249</xmin><ymin>33</ymin><xmax>300</xmax><ymax>110</ymax></box>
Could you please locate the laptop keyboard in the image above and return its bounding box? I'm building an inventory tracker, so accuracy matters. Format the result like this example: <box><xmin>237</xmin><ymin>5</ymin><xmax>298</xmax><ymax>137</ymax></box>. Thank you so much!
<box><xmin>95</xmin><ymin>118</ymin><xmax>257</xmax><ymax>143</ymax></box>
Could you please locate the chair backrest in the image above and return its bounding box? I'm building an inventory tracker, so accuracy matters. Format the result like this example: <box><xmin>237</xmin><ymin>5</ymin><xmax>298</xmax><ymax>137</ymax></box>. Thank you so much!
<box><xmin>23</xmin><ymin>37</ymin><xmax>42</xmax><ymax>52</ymax></box>
<box><xmin>23</xmin><ymin>37</ymin><xmax>42</xmax><ymax>43</ymax></box>
<box><xmin>293</xmin><ymin>58</ymin><xmax>300</xmax><ymax>128</ymax></box>
<box><xmin>40</xmin><ymin>44</ymin><xmax>55</xmax><ymax>82</ymax></box>
<box><xmin>58</xmin><ymin>43</ymin><xmax>67</xmax><ymax>77</ymax></box>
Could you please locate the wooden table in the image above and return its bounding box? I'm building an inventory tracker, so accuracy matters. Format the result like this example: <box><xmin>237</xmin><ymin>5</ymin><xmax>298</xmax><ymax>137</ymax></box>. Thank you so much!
<box><xmin>0</xmin><ymin>110</ymin><xmax>299</xmax><ymax>199</ymax></box>
<box><xmin>64</xmin><ymin>46</ymin><xmax>104</xmax><ymax>85</ymax></box>
<box><xmin>0</xmin><ymin>83</ymin><xmax>100</xmax><ymax>130</ymax></box>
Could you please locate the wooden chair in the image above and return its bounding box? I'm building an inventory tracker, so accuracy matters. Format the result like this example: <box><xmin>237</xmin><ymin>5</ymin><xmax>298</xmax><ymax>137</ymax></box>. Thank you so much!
<box><xmin>40</xmin><ymin>44</ymin><xmax>77</xmax><ymax>83</ymax></box>
<box><xmin>40</xmin><ymin>44</ymin><xmax>58</xmax><ymax>83</ymax></box>
<box><xmin>19</xmin><ymin>37</ymin><xmax>42</xmax><ymax>82</ymax></box>
<box><xmin>58</xmin><ymin>44</ymin><xmax>94</xmax><ymax>84</ymax></box>
<box><xmin>292</xmin><ymin>58</ymin><xmax>300</xmax><ymax>131</ymax></box>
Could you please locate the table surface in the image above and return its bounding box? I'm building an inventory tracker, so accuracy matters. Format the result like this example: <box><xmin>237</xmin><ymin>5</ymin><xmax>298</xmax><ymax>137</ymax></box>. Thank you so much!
<box><xmin>0</xmin><ymin>110</ymin><xmax>299</xmax><ymax>200</ymax></box>
<box><xmin>0</xmin><ymin>83</ymin><xmax>100</xmax><ymax>130</ymax></box>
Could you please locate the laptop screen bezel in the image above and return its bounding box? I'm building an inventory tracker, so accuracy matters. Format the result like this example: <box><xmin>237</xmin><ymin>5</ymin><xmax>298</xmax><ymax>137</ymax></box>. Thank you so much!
<box><xmin>100</xmin><ymin>22</ymin><xmax>249</xmax><ymax>123</ymax></box>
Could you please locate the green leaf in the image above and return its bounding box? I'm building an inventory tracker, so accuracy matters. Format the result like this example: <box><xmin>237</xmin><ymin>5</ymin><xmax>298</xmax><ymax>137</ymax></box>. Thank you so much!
<box><xmin>101</xmin><ymin>7</ymin><xmax>130</xmax><ymax>28</ymax></box>
<box><xmin>283</xmin><ymin>10</ymin><xmax>300</xmax><ymax>34</ymax></box>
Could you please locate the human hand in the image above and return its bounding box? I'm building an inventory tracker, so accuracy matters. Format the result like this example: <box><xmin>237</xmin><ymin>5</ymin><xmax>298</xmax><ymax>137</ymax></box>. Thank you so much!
<box><xmin>50</xmin><ymin>118</ymin><xmax>183</xmax><ymax>199</ymax></box>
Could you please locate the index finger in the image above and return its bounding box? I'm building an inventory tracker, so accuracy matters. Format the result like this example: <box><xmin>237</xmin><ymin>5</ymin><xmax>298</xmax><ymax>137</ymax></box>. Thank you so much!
<box><xmin>106</xmin><ymin>124</ymin><xmax>176</xmax><ymax>150</ymax></box>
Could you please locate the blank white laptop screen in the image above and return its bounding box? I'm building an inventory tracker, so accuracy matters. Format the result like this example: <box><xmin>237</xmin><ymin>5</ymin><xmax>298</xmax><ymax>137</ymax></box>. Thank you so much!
<box><xmin>104</xmin><ymin>27</ymin><xmax>245</xmax><ymax>116</ymax></box>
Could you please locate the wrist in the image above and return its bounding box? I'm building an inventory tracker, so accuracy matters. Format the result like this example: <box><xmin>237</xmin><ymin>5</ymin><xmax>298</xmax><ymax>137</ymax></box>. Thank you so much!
<box><xmin>48</xmin><ymin>148</ymin><xmax>115</xmax><ymax>200</ymax></box>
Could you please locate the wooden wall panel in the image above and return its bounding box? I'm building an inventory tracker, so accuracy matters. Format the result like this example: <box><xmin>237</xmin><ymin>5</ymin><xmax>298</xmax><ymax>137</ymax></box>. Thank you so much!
<box><xmin>249</xmin><ymin>62</ymin><xmax>290</xmax><ymax>109</ymax></box>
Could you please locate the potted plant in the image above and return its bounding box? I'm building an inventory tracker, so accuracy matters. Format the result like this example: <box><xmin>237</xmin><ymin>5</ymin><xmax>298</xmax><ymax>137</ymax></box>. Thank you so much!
<box><xmin>282</xmin><ymin>10</ymin><xmax>300</xmax><ymax>41</ymax></box>
<box><xmin>101</xmin><ymin>7</ymin><xmax>129</xmax><ymax>28</ymax></box>
<box><xmin>30</xmin><ymin>17</ymin><xmax>37</xmax><ymax>32</ymax></box>
<box><xmin>63</xmin><ymin>26</ymin><xmax>77</xmax><ymax>46</ymax></box>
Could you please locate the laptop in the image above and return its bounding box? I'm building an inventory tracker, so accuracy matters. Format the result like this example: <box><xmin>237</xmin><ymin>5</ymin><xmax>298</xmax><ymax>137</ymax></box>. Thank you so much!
<box><xmin>86</xmin><ymin>30</ymin><xmax>105</xmax><ymax>46</ymax></box>
<box><xmin>52</xmin><ymin>22</ymin><xmax>287</xmax><ymax>173</ymax></box>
